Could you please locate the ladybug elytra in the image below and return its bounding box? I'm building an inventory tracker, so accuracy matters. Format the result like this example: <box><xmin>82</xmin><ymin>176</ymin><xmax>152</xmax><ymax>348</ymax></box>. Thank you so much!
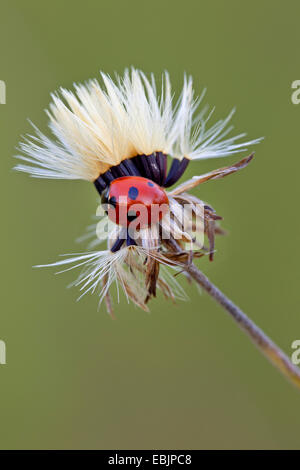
<box><xmin>101</xmin><ymin>176</ymin><xmax>169</xmax><ymax>228</ymax></box>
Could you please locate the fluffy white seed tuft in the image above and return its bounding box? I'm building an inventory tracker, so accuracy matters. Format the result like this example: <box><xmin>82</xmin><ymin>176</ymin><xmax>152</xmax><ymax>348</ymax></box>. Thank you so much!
<box><xmin>15</xmin><ymin>68</ymin><xmax>262</xmax><ymax>181</ymax></box>
<box><xmin>36</xmin><ymin>245</ymin><xmax>187</xmax><ymax>309</ymax></box>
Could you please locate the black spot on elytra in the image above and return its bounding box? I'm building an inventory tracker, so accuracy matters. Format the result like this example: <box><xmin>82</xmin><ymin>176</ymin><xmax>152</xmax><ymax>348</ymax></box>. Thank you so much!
<box><xmin>147</xmin><ymin>181</ymin><xmax>154</xmax><ymax>187</ymax></box>
<box><xmin>128</xmin><ymin>186</ymin><xmax>139</xmax><ymax>200</ymax></box>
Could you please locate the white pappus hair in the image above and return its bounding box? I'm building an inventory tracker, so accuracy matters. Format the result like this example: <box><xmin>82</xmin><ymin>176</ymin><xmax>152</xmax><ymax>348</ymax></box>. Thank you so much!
<box><xmin>36</xmin><ymin>246</ymin><xmax>188</xmax><ymax>311</ymax></box>
<box><xmin>14</xmin><ymin>68</ymin><xmax>262</xmax><ymax>181</ymax></box>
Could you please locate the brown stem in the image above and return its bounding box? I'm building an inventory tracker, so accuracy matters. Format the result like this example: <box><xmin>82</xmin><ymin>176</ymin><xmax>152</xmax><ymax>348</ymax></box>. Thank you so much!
<box><xmin>184</xmin><ymin>262</ymin><xmax>300</xmax><ymax>390</ymax></box>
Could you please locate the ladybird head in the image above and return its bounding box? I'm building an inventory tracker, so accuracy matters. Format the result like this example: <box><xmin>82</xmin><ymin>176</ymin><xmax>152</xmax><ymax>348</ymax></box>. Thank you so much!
<box><xmin>101</xmin><ymin>176</ymin><xmax>169</xmax><ymax>228</ymax></box>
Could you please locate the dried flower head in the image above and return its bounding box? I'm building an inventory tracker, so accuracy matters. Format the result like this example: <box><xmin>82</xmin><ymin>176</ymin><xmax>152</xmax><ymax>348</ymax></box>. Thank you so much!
<box><xmin>15</xmin><ymin>68</ymin><xmax>261</xmax><ymax>312</ymax></box>
<box><xmin>16</xmin><ymin>69</ymin><xmax>300</xmax><ymax>392</ymax></box>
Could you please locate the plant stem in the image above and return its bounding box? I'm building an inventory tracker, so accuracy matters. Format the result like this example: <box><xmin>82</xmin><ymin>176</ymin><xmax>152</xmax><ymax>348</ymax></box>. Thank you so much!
<box><xmin>185</xmin><ymin>262</ymin><xmax>300</xmax><ymax>390</ymax></box>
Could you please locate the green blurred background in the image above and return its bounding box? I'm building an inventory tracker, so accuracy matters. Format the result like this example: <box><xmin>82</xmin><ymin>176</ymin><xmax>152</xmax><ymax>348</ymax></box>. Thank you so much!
<box><xmin>1</xmin><ymin>0</ymin><xmax>300</xmax><ymax>450</ymax></box>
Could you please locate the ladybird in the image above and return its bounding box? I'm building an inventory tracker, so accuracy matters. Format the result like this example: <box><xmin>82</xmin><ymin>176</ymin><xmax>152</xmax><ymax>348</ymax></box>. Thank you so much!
<box><xmin>101</xmin><ymin>176</ymin><xmax>169</xmax><ymax>228</ymax></box>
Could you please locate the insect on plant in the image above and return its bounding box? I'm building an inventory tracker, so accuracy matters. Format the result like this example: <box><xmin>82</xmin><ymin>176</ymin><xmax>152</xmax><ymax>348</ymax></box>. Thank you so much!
<box><xmin>15</xmin><ymin>68</ymin><xmax>300</xmax><ymax>390</ymax></box>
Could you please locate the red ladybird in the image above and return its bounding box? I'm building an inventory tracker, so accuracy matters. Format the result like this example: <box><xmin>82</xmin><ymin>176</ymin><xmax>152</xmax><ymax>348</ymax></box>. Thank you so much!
<box><xmin>101</xmin><ymin>176</ymin><xmax>169</xmax><ymax>228</ymax></box>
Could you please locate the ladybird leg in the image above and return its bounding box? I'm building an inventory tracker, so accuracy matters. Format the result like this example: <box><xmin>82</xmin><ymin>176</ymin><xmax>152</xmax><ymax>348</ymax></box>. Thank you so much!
<box><xmin>111</xmin><ymin>229</ymin><xmax>127</xmax><ymax>252</ymax></box>
<box><xmin>126</xmin><ymin>230</ymin><xmax>137</xmax><ymax>247</ymax></box>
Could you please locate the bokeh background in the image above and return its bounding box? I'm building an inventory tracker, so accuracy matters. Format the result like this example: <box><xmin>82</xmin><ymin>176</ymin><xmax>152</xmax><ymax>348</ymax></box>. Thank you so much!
<box><xmin>0</xmin><ymin>0</ymin><xmax>300</xmax><ymax>450</ymax></box>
